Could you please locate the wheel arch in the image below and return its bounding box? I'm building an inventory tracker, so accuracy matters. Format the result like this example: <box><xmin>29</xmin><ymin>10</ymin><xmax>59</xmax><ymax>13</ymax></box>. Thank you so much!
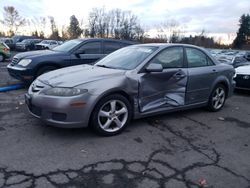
<box><xmin>211</xmin><ymin>77</ymin><xmax>230</xmax><ymax>98</ymax></box>
<box><xmin>88</xmin><ymin>89</ymin><xmax>135</xmax><ymax>127</ymax></box>
<box><xmin>35</xmin><ymin>62</ymin><xmax>61</xmax><ymax>77</ymax></box>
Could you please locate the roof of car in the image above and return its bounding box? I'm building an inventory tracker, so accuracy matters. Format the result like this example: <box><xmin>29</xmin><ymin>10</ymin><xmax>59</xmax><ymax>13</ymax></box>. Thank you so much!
<box><xmin>76</xmin><ymin>38</ymin><xmax>137</xmax><ymax>44</ymax></box>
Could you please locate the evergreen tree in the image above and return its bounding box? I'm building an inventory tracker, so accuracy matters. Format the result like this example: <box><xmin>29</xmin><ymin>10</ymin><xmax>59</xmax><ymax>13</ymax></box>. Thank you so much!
<box><xmin>67</xmin><ymin>15</ymin><xmax>83</xmax><ymax>39</ymax></box>
<box><xmin>233</xmin><ymin>14</ymin><xmax>250</xmax><ymax>49</ymax></box>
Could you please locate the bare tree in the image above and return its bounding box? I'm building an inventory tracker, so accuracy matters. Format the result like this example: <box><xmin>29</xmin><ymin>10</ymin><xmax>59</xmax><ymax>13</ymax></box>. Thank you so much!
<box><xmin>0</xmin><ymin>6</ymin><xmax>26</xmax><ymax>35</ymax></box>
<box><xmin>87</xmin><ymin>7</ymin><xmax>143</xmax><ymax>41</ymax></box>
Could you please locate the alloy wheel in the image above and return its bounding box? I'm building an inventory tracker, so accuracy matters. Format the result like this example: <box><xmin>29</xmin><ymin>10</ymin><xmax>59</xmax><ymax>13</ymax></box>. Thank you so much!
<box><xmin>98</xmin><ymin>99</ymin><xmax>128</xmax><ymax>133</ymax></box>
<box><xmin>212</xmin><ymin>87</ymin><xmax>225</xmax><ymax>110</ymax></box>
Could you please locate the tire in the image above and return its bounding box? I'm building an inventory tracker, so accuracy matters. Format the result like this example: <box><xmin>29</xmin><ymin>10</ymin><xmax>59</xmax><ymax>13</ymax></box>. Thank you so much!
<box><xmin>36</xmin><ymin>66</ymin><xmax>57</xmax><ymax>77</ymax></box>
<box><xmin>207</xmin><ymin>84</ymin><xmax>227</xmax><ymax>112</ymax></box>
<box><xmin>0</xmin><ymin>54</ymin><xmax>4</xmax><ymax>62</ymax></box>
<box><xmin>91</xmin><ymin>94</ymin><xmax>132</xmax><ymax>136</ymax></box>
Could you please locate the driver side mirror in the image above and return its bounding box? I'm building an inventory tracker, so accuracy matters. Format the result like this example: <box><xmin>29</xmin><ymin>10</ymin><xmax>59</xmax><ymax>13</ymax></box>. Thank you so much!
<box><xmin>145</xmin><ymin>63</ymin><xmax>163</xmax><ymax>73</ymax></box>
<box><xmin>75</xmin><ymin>51</ymin><xmax>85</xmax><ymax>58</ymax></box>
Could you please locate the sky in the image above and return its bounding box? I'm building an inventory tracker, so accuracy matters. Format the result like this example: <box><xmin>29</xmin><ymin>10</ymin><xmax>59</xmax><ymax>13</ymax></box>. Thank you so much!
<box><xmin>0</xmin><ymin>0</ymin><xmax>249</xmax><ymax>44</ymax></box>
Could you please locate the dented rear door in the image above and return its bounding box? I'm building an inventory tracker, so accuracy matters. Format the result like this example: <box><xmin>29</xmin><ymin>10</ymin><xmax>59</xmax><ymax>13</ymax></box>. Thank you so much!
<box><xmin>139</xmin><ymin>47</ymin><xmax>188</xmax><ymax>113</ymax></box>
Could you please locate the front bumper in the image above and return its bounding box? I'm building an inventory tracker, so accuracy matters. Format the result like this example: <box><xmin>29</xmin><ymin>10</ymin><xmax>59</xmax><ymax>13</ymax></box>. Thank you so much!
<box><xmin>7</xmin><ymin>64</ymin><xmax>34</xmax><ymax>82</ymax></box>
<box><xmin>25</xmin><ymin>82</ymin><xmax>94</xmax><ymax>128</ymax></box>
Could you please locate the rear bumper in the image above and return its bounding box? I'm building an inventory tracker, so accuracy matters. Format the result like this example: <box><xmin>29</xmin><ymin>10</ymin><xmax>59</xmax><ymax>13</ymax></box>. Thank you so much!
<box><xmin>7</xmin><ymin>64</ymin><xmax>34</xmax><ymax>83</ymax></box>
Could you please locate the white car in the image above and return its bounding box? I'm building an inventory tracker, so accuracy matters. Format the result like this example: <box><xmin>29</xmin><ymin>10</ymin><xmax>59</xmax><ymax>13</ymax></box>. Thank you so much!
<box><xmin>234</xmin><ymin>65</ymin><xmax>250</xmax><ymax>90</ymax></box>
<box><xmin>35</xmin><ymin>40</ymin><xmax>61</xmax><ymax>50</ymax></box>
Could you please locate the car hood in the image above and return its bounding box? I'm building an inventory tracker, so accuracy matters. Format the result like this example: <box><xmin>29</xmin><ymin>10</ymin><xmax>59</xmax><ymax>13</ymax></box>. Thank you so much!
<box><xmin>38</xmin><ymin>65</ymin><xmax>126</xmax><ymax>87</ymax></box>
<box><xmin>14</xmin><ymin>50</ymin><xmax>64</xmax><ymax>59</ymax></box>
<box><xmin>235</xmin><ymin>65</ymin><xmax>250</xmax><ymax>75</ymax></box>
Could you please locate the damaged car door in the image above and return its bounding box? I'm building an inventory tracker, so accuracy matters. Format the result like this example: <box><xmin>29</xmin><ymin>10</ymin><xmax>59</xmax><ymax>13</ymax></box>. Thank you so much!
<box><xmin>139</xmin><ymin>46</ymin><xmax>188</xmax><ymax>112</ymax></box>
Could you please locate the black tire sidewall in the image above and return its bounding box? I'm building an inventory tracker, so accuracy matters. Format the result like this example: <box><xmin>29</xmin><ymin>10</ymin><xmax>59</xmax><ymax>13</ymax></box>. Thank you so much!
<box><xmin>91</xmin><ymin>94</ymin><xmax>132</xmax><ymax>136</ymax></box>
<box><xmin>208</xmin><ymin>84</ymin><xmax>226</xmax><ymax>112</ymax></box>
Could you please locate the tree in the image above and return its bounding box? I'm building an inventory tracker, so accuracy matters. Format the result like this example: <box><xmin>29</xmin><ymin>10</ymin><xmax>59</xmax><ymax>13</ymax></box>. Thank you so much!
<box><xmin>233</xmin><ymin>14</ymin><xmax>250</xmax><ymax>49</ymax></box>
<box><xmin>48</xmin><ymin>16</ymin><xmax>60</xmax><ymax>40</ymax></box>
<box><xmin>0</xmin><ymin>6</ymin><xmax>26</xmax><ymax>34</ymax></box>
<box><xmin>87</xmin><ymin>7</ymin><xmax>143</xmax><ymax>41</ymax></box>
<box><xmin>67</xmin><ymin>15</ymin><xmax>83</xmax><ymax>39</ymax></box>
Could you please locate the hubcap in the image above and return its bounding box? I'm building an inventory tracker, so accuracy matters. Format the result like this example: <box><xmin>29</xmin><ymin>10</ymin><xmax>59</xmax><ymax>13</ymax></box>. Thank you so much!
<box><xmin>98</xmin><ymin>100</ymin><xmax>128</xmax><ymax>132</ymax></box>
<box><xmin>212</xmin><ymin>87</ymin><xmax>225</xmax><ymax>110</ymax></box>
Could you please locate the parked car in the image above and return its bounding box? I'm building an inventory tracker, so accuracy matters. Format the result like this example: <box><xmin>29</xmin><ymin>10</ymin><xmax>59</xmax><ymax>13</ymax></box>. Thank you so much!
<box><xmin>25</xmin><ymin>44</ymin><xmax>235</xmax><ymax>136</ymax></box>
<box><xmin>0</xmin><ymin>38</ymin><xmax>15</xmax><ymax>50</ymax></box>
<box><xmin>35</xmin><ymin>40</ymin><xmax>61</xmax><ymax>50</ymax></box>
<box><xmin>0</xmin><ymin>42</ymin><xmax>11</xmax><ymax>62</ymax></box>
<box><xmin>7</xmin><ymin>38</ymin><xmax>136</xmax><ymax>83</ymax></box>
<box><xmin>16</xmin><ymin>39</ymin><xmax>42</xmax><ymax>51</ymax></box>
<box><xmin>216</xmin><ymin>55</ymin><xmax>250</xmax><ymax>68</ymax></box>
<box><xmin>244</xmin><ymin>52</ymin><xmax>250</xmax><ymax>61</ymax></box>
<box><xmin>234</xmin><ymin>65</ymin><xmax>250</xmax><ymax>90</ymax></box>
<box><xmin>11</xmin><ymin>35</ymin><xmax>36</xmax><ymax>49</ymax></box>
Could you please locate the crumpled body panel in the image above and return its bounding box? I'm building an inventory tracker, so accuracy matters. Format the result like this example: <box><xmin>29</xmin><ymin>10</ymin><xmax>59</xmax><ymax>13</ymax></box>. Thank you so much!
<box><xmin>138</xmin><ymin>68</ymin><xmax>188</xmax><ymax>113</ymax></box>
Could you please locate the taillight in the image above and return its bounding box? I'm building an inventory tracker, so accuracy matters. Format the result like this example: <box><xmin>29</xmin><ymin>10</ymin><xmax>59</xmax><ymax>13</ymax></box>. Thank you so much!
<box><xmin>3</xmin><ymin>48</ymin><xmax>9</xmax><ymax>52</ymax></box>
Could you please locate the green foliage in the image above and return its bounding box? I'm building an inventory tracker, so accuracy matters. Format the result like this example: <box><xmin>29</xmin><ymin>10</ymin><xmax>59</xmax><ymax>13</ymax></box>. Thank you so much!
<box><xmin>67</xmin><ymin>15</ymin><xmax>82</xmax><ymax>39</ymax></box>
<box><xmin>233</xmin><ymin>14</ymin><xmax>250</xmax><ymax>49</ymax></box>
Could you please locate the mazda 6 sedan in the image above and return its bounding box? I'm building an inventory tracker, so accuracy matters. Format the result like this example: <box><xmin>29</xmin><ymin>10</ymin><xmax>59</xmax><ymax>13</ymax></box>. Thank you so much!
<box><xmin>25</xmin><ymin>44</ymin><xmax>235</xmax><ymax>136</ymax></box>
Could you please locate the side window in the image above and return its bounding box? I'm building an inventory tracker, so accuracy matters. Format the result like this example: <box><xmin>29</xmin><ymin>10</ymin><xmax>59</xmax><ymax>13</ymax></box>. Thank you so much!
<box><xmin>150</xmin><ymin>47</ymin><xmax>183</xmax><ymax>69</ymax></box>
<box><xmin>186</xmin><ymin>48</ymin><xmax>212</xmax><ymax>67</ymax></box>
<box><xmin>76</xmin><ymin>42</ymin><xmax>101</xmax><ymax>54</ymax></box>
<box><xmin>104</xmin><ymin>42</ymin><xmax>121</xmax><ymax>54</ymax></box>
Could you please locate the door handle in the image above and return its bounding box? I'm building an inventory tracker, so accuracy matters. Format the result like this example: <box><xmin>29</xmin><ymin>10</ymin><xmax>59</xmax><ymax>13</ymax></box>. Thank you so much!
<box><xmin>174</xmin><ymin>73</ymin><xmax>186</xmax><ymax>79</ymax></box>
<box><xmin>212</xmin><ymin>69</ymin><xmax>218</xmax><ymax>74</ymax></box>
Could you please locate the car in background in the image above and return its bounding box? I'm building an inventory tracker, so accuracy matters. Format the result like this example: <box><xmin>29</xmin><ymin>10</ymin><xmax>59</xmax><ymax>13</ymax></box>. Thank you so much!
<box><xmin>244</xmin><ymin>52</ymin><xmax>250</xmax><ymax>61</ymax></box>
<box><xmin>16</xmin><ymin>39</ymin><xmax>42</xmax><ymax>51</ymax></box>
<box><xmin>234</xmin><ymin>65</ymin><xmax>250</xmax><ymax>90</ymax></box>
<box><xmin>216</xmin><ymin>55</ymin><xmax>250</xmax><ymax>68</ymax></box>
<box><xmin>35</xmin><ymin>40</ymin><xmax>61</xmax><ymax>50</ymax></box>
<box><xmin>0</xmin><ymin>42</ymin><xmax>11</xmax><ymax>62</ymax></box>
<box><xmin>7</xmin><ymin>38</ymin><xmax>136</xmax><ymax>83</ymax></box>
<box><xmin>11</xmin><ymin>35</ymin><xmax>36</xmax><ymax>49</ymax></box>
<box><xmin>0</xmin><ymin>38</ymin><xmax>15</xmax><ymax>50</ymax></box>
<box><xmin>25</xmin><ymin>44</ymin><xmax>235</xmax><ymax>136</ymax></box>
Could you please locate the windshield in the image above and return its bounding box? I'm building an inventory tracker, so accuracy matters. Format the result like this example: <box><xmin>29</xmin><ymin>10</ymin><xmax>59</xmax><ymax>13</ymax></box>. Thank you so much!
<box><xmin>40</xmin><ymin>40</ymin><xmax>51</xmax><ymax>44</ymax></box>
<box><xmin>53</xmin><ymin>39</ymin><xmax>82</xmax><ymax>52</ymax></box>
<box><xmin>95</xmin><ymin>46</ymin><xmax>158</xmax><ymax>70</ymax></box>
<box><xmin>21</xmin><ymin>39</ymin><xmax>33</xmax><ymax>43</ymax></box>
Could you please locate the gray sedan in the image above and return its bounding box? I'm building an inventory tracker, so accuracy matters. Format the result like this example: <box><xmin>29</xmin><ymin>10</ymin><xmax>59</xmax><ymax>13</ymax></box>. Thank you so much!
<box><xmin>25</xmin><ymin>44</ymin><xmax>235</xmax><ymax>136</ymax></box>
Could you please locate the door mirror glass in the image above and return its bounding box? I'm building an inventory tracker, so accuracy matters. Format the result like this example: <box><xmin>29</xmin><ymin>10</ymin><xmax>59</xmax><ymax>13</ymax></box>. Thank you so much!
<box><xmin>146</xmin><ymin>63</ymin><xmax>163</xmax><ymax>72</ymax></box>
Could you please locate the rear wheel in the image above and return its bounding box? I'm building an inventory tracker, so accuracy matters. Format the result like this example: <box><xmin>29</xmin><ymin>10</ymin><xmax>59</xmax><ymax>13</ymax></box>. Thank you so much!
<box><xmin>91</xmin><ymin>94</ymin><xmax>132</xmax><ymax>136</ymax></box>
<box><xmin>36</xmin><ymin>66</ymin><xmax>57</xmax><ymax>77</ymax></box>
<box><xmin>207</xmin><ymin>84</ymin><xmax>226</xmax><ymax>112</ymax></box>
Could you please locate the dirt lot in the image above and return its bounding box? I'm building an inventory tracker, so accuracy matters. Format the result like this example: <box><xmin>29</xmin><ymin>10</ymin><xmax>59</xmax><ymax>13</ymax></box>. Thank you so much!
<box><xmin>0</xmin><ymin>57</ymin><xmax>250</xmax><ymax>188</ymax></box>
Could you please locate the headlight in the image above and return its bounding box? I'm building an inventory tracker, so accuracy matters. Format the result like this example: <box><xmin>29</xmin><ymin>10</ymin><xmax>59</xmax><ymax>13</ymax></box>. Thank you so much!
<box><xmin>18</xmin><ymin>59</ymin><xmax>32</xmax><ymax>67</ymax></box>
<box><xmin>43</xmin><ymin>88</ymin><xmax>88</xmax><ymax>96</ymax></box>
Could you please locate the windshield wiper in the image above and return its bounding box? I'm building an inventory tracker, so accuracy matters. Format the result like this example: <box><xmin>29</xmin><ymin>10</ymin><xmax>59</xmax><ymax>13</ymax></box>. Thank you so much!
<box><xmin>96</xmin><ymin>64</ymin><xmax>114</xmax><ymax>69</ymax></box>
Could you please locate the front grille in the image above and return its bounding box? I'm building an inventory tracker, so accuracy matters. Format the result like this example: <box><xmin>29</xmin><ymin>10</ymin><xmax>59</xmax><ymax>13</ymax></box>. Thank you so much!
<box><xmin>235</xmin><ymin>74</ymin><xmax>250</xmax><ymax>89</ymax></box>
<box><xmin>10</xmin><ymin>58</ymin><xmax>19</xmax><ymax>66</ymax></box>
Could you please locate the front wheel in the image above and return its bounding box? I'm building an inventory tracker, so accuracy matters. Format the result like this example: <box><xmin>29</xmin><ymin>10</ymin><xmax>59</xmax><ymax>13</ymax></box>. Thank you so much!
<box><xmin>91</xmin><ymin>94</ymin><xmax>132</xmax><ymax>136</ymax></box>
<box><xmin>207</xmin><ymin>84</ymin><xmax>226</xmax><ymax>112</ymax></box>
